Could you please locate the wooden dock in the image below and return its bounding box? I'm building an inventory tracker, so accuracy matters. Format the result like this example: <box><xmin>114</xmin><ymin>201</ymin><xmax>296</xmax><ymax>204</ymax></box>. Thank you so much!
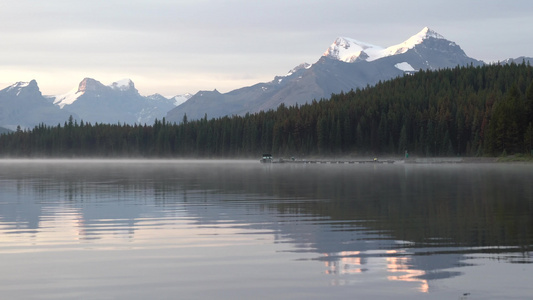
<box><xmin>264</xmin><ymin>158</ymin><xmax>396</xmax><ymax>164</ymax></box>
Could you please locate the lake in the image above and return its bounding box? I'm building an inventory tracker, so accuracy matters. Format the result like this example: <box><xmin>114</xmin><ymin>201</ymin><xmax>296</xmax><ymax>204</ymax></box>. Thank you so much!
<box><xmin>0</xmin><ymin>159</ymin><xmax>531</xmax><ymax>299</ymax></box>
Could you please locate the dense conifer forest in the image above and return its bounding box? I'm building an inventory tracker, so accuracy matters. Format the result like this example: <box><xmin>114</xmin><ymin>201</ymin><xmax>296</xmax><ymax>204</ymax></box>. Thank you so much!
<box><xmin>1</xmin><ymin>63</ymin><xmax>533</xmax><ymax>158</ymax></box>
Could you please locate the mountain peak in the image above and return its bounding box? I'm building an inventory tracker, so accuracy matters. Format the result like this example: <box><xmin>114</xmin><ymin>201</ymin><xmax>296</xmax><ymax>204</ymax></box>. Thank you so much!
<box><xmin>55</xmin><ymin>78</ymin><xmax>105</xmax><ymax>108</ymax></box>
<box><xmin>323</xmin><ymin>37</ymin><xmax>384</xmax><ymax>63</ymax></box>
<box><xmin>402</xmin><ymin>27</ymin><xmax>446</xmax><ymax>47</ymax></box>
<box><xmin>418</xmin><ymin>26</ymin><xmax>445</xmax><ymax>39</ymax></box>
<box><xmin>5</xmin><ymin>79</ymin><xmax>37</xmax><ymax>90</ymax></box>
<box><xmin>2</xmin><ymin>80</ymin><xmax>41</xmax><ymax>97</ymax></box>
<box><xmin>381</xmin><ymin>27</ymin><xmax>446</xmax><ymax>57</ymax></box>
<box><xmin>77</xmin><ymin>78</ymin><xmax>105</xmax><ymax>93</ymax></box>
<box><xmin>110</xmin><ymin>79</ymin><xmax>135</xmax><ymax>91</ymax></box>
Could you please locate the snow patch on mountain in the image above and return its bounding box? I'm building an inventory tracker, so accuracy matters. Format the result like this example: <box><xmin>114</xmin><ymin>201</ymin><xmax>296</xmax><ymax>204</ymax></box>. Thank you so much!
<box><xmin>8</xmin><ymin>81</ymin><xmax>30</xmax><ymax>90</ymax></box>
<box><xmin>285</xmin><ymin>63</ymin><xmax>312</xmax><ymax>76</ymax></box>
<box><xmin>110</xmin><ymin>79</ymin><xmax>134</xmax><ymax>91</ymax></box>
<box><xmin>146</xmin><ymin>93</ymin><xmax>192</xmax><ymax>106</ymax></box>
<box><xmin>382</xmin><ymin>27</ymin><xmax>446</xmax><ymax>57</ymax></box>
<box><xmin>172</xmin><ymin>93</ymin><xmax>192</xmax><ymax>106</ymax></box>
<box><xmin>323</xmin><ymin>37</ymin><xmax>384</xmax><ymax>62</ymax></box>
<box><xmin>395</xmin><ymin>62</ymin><xmax>416</xmax><ymax>72</ymax></box>
<box><xmin>53</xmin><ymin>87</ymin><xmax>84</xmax><ymax>108</ymax></box>
<box><xmin>6</xmin><ymin>81</ymin><xmax>31</xmax><ymax>96</ymax></box>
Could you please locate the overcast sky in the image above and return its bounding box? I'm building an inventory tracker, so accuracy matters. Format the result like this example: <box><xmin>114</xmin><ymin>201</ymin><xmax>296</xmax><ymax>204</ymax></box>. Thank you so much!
<box><xmin>1</xmin><ymin>0</ymin><xmax>532</xmax><ymax>97</ymax></box>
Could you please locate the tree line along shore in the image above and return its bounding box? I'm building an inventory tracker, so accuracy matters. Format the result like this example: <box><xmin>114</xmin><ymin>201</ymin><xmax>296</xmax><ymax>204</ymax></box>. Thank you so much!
<box><xmin>1</xmin><ymin>63</ymin><xmax>532</xmax><ymax>159</ymax></box>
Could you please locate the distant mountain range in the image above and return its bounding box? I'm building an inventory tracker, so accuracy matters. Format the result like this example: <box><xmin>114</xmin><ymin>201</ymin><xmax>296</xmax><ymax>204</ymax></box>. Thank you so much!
<box><xmin>0</xmin><ymin>78</ymin><xmax>191</xmax><ymax>130</ymax></box>
<box><xmin>1</xmin><ymin>27</ymin><xmax>531</xmax><ymax>129</ymax></box>
<box><xmin>52</xmin><ymin>78</ymin><xmax>191</xmax><ymax>125</ymax></box>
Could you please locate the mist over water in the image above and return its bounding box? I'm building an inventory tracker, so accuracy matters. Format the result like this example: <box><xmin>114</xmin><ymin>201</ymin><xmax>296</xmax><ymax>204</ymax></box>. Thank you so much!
<box><xmin>0</xmin><ymin>159</ymin><xmax>531</xmax><ymax>299</ymax></box>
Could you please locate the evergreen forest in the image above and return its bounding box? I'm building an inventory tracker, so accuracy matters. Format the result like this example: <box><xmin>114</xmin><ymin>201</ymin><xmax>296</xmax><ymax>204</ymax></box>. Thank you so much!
<box><xmin>1</xmin><ymin>62</ymin><xmax>533</xmax><ymax>158</ymax></box>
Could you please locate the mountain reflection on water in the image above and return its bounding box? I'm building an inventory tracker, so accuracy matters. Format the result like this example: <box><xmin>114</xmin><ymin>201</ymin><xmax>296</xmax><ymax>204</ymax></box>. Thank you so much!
<box><xmin>0</xmin><ymin>159</ymin><xmax>531</xmax><ymax>298</ymax></box>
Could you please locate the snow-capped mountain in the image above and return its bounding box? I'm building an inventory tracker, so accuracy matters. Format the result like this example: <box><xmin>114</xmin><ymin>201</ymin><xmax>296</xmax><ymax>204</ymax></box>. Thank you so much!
<box><xmin>0</xmin><ymin>80</ymin><xmax>76</xmax><ymax>130</ymax></box>
<box><xmin>3</xmin><ymin>81</ymin><xmax>35</xmax><ymax>96</ymax></box>
<box><xmin>323</xmin><ymin>27</ymin><xmax>446</xmax><ymax>63</ymax></box>
<box><xmin>52</xmin><ymin>78</ymin><xmax>183</xmax><ymax>125</ymax></box>
<box><xmin>0</xmin><ymin>77</ymin><xmax>192</xmax><ymax>128</ymax></box>
<box><xmin>2</xmin><ymin>27</ymin><xmax>531</xmax><ymax>129</ymax></box>
<box><xmin>166</xmin><ymin>27</ymin><xmax>483</xmax><ymax>122</ymax></box>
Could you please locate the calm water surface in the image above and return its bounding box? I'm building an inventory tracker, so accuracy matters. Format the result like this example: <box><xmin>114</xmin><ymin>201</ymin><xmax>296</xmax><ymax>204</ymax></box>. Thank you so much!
<box><xmin>0</xmin><ymin>160</ymin><xmax>531</xmax><ymax>299</ymax></box>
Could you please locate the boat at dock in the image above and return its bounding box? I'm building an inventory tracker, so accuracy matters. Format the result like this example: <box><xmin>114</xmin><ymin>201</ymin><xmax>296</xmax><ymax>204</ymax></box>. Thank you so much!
<box><xmin>260</xmin><ymin>154</ymin><xmax>273</xmax><ymax>163</ymax></box>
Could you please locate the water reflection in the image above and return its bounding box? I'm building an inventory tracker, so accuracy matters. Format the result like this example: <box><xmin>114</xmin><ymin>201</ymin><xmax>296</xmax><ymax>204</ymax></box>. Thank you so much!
<box><xmin>0</xmin><ymin>160</ymin><xmax>532</xmax><ymax>299</ymax></box>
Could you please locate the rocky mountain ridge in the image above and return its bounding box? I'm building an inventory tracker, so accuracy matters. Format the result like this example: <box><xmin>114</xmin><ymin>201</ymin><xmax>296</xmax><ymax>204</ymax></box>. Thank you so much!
<box><xmin>1</xmin><ymin>27</ymin><xmax>531</xmax><ymax>129</ymax></box>
<box><xmin>166</xmin><ymin>27</ymin><xmax>485</xmax><ymax>122</ymax></box>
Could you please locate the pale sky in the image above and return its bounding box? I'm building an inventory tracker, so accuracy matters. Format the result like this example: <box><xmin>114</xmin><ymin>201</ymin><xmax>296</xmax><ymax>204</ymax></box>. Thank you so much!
<box><xmin>1</xmin><ymin>0</ymin><xmax>532</xmax><ymax>97</ymax></box>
